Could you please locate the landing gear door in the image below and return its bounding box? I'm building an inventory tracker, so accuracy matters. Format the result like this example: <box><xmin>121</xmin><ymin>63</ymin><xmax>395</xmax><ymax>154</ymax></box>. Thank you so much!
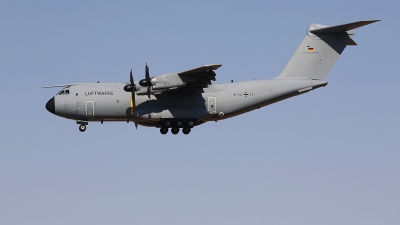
<box><xmin>86</xmin><ymin>101</ymin><xmax>94</xmax><ymax>117</ymax></box>
<box><xmin>208</xmin><ymin>96</ymin><xmax>216</xmax><ymax>114</ymax></box>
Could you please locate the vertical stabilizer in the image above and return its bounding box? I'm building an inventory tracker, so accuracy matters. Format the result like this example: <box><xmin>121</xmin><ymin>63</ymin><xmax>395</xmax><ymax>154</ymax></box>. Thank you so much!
<box><xmin>276</xmin><ymin>20</ymin><xmax>379</xmax><ymax>80</ymax></box>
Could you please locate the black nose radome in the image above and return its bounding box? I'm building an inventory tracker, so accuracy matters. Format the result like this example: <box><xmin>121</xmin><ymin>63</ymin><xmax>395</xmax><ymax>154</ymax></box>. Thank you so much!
<box><xmin>45</xmin><ymin>97</ymin><xmax>55</xmax><ymax>114</ymax></box>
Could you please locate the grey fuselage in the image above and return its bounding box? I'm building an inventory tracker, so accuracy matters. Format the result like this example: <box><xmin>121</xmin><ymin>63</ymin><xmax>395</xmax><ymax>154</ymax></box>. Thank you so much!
<box><xmin>48</xmin><ymin>79</ymin><xmax>327</xmax><ymax>127</ymax></box>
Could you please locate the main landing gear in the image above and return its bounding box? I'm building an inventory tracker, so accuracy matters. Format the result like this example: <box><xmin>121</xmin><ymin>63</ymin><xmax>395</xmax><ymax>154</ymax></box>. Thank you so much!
<box><xmin>171</xmin><ymin>127</ymin><xmax>180</xmax><ymax>134</ymax></box>
<box><xmin>182</xmin><ymin>127</ymin><xmax>191</xmax><ymax>135</ymax></box>
<box><xmin>159</xmin><ymin>120</ymin><xmax>193</xmax><ymax>135</ymax></box>
<box><xmin>160</xmin><ymin>126</ymin><xmax>168</xmax><ymax>134</ymax></box>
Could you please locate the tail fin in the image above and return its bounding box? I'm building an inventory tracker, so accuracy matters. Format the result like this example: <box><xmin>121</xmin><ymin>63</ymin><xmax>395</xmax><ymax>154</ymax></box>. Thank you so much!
<box><xmin>276</xmin><ymin>20</ymin><xmax>379</xmax><ymax>80</ymax></box>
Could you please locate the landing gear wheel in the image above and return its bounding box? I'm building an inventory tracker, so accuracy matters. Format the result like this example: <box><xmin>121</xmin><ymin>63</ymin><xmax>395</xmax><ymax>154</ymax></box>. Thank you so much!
<box><xmin>182</xmin><ymin>127</ymin><xmax>191</xmax><ymax>135</ymax></box>
<box><xmin>160</xmin><ymin>126</ymin><xmax>168</xmax><ymax>135</ymax></box>
<box><xmin>188</xmin><ymin>120</ymin><xmax>194</xmax><ymax>126</ymax></box>
<box><xmin>171</xmin><ymin>127</ymin><xmax>179</xmax><ymax>135</ymax></box>
<box><xmin>79</xmin><ymin>124</ymin><xmax>86</xmax><ymax>132</ymax></box>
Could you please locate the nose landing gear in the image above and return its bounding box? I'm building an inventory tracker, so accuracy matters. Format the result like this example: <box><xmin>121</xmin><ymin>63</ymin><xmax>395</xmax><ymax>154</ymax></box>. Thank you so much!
<box><xmin>79</xmin><ymin>124</ymin><xmax>86</xmax><ymax>132</ymax></box>
<box><xmin>77</xmin><ymin>121</ymin><xmax>88</xmax><ymax>132</ymax></box>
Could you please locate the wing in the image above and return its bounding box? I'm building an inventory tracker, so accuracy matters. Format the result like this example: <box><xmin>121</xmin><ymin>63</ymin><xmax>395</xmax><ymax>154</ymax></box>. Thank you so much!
<box><xmin>138</xmin><ymin>64</ymin><xmax>223</xmax><ymax>95</ymax></box>
<box><xmin>178</xmin><ymin>64</ymin><xmax>222</xmax><ymax>90</ymax></box>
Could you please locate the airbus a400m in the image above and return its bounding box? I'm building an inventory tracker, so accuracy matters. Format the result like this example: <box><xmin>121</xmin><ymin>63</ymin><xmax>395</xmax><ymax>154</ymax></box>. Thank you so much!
<box><xmin>43</xmin><ymin>20</ymin><xmax>379</xmax><ymax>135</ymax></box>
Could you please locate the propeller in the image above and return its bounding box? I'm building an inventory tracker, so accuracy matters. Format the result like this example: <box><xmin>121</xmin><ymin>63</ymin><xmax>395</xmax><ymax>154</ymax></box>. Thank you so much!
<box><xmin>139</xmin><ymin>63</ymin><xmax>152</xmax><ymax>99</ymax></box>
<box><xmin>124</xmin><ymin>69</ymin><xmax>136</xmax><ymax>115</ymax></box>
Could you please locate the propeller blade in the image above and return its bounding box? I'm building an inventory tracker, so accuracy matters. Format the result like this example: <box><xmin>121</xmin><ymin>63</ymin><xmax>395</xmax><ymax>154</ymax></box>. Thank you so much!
<box><xmin>145</xmin><ymin>63</ymin><xmax>150</xmax><ymax>82</ymax></box>
<box><xmin>124</xmin><ymin>69</ymin><xmax>135</xmax><ymax>92</ymax></box>
<box><xmin>145</xmin><ymin>63</ymin><xmax>151</xmax><ymax>99</ymax></box>
<box><xmin>130</xmin><ymin>69</ymin><xmax>133</xmax><ymax>84</ymax></box>
<box><xmin>131</xmin><ymin>90</ymin><xmax>135</xmax><ymax>114</ymax></box>
<box><xmin>126</xmin><ymin>69</ymin><xmax>135</xmax><ymax>115</ymax></box>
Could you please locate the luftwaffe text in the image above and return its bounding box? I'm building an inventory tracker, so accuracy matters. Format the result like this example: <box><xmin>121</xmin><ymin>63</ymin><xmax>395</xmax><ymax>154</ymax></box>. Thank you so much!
<box><xmin>85</xmin><ymin>91</ymin><xmax>113</xmax><ymax>96</ymax></box>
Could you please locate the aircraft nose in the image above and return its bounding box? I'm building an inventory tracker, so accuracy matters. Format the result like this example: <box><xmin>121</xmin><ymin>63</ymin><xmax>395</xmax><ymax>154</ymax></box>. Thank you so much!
<box><xmin>45</xmin><ymin>97</ymin><xmax>55</xmax><ymax>114</ymax></box>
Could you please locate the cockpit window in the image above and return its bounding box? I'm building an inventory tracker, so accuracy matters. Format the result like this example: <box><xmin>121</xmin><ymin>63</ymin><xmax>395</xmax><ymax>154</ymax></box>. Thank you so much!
<box><xmin>57</xmin><ymin>89</ymin><xmax>70</xmax><ymax>95</ymax></box>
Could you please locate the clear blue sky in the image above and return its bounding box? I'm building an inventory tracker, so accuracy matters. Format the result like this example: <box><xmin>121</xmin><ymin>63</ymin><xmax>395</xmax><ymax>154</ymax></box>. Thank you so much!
<box><xmin>1</xmin><ymin>1</ymin><xmax>399</xmax><ymax>225</ymax></box>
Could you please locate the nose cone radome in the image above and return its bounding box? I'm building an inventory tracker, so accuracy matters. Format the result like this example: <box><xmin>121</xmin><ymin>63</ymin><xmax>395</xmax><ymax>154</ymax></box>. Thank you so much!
<box><xmin>45</xmin><ymin>97</ymin><xmax>55</xmax><ymax>114</ymax></box>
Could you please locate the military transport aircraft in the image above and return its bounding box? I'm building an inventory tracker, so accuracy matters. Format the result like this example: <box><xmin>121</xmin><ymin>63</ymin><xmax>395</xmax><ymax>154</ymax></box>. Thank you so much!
<box><xmin>43</xmin><ymin>20</ymin><xmax>379</xmax><ymax>135</ymax></box>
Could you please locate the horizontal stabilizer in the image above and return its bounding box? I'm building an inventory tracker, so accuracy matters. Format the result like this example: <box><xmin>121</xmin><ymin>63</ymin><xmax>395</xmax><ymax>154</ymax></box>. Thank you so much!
<box><xmin>310</xmin><ymin>20</ymin><xmax>380</xmax><ymax>34</ymax></box>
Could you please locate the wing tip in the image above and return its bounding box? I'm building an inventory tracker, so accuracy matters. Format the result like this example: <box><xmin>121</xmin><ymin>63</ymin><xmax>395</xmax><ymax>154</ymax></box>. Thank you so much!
<box><xmin>203</xmin><ymin>64</ymin><xmax>222</xmax><ymax>70</ymax></box>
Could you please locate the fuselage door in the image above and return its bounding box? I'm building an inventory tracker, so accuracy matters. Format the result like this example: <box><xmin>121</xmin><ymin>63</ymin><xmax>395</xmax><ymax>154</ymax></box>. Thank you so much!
<box><xmin>208</xmin><ymin>96</ymin><xmax>216</xmax><ymax>114</ymax></box>
<box><xmin>86</xmin><ymin>101</ymin><xmax>94</xmax><ymax>117</ymax></box>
